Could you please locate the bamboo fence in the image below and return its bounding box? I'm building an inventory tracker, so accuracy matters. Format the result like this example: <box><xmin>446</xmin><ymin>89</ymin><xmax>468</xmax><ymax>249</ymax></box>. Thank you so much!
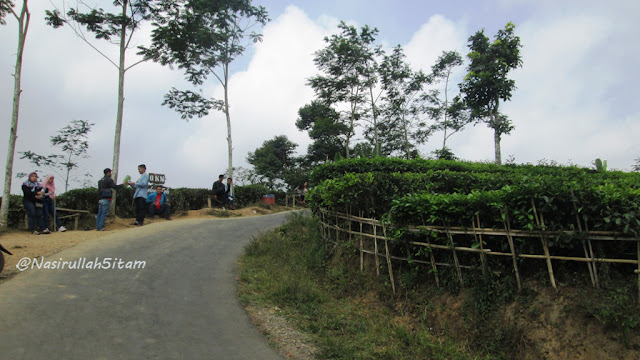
<box><xmin>317</xmin><ymin>208</ymin><xmax>640</xmax><ymax>304</ymax></box>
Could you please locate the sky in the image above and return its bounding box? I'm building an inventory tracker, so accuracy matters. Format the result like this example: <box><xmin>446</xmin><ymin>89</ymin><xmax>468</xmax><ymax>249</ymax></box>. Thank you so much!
<box><xmin>1</xmin><ymin>0</ymin><xmax>638</xmax><ymax>194</ymax></box>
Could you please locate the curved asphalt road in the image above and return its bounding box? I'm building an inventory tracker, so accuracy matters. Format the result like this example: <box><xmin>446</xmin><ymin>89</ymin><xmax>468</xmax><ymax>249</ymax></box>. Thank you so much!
<box><xmin>0</xmin><ymin>212</ymin><xmax>298</xmax><ymax>359</ymax></box>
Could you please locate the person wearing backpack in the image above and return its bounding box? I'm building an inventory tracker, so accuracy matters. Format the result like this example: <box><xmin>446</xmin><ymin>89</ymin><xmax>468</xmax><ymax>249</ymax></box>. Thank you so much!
<box><xmin>97</xmin><ymin>168</ymin><xmax>126</xmax><ymax>231</ymax></box>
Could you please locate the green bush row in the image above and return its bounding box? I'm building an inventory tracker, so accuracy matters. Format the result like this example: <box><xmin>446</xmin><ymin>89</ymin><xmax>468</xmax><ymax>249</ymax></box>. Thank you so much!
<box><xmin>310</xmin><ymin>157</ymin><xmax>640</xmax><ymax>186</ymax></box>
<box><xmin>308</xmin><ymin>161</ymin><xmax>640</xmax><ymax>237</ymax></box>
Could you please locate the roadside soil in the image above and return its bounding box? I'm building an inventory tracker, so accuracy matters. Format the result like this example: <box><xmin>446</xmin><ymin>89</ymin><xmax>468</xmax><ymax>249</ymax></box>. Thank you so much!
<box><xmin>0</xmin><ymin>205</ymin><xmax>291</xmax><ymax>283</ymax></box>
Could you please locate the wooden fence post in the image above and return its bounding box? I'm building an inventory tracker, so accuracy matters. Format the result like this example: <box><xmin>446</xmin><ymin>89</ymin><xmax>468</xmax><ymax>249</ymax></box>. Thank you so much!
<box><xmin>472</xmin><ymin>215</ymin><xmax>487</xmax><ymax>276</ymax></box>
<box><xmin>382</xmin><ymin>226</ymin><xmax>396</xmax><ymax>294</ymax></box>
<box><xmin>445</xmin><ymin>225</ymin><xmax>464</xmax><ymax>288</ymax></box>
<box><xmin>424</xmin><ymin>230</ymin><xmax>440</xmax><ymax>287</ymax></box>
<box><xmin>359</xmin><ymin>211</ymin><xmax>364</xmax><ymax>272</ymax></box>
<box><xmin>531</xmin><ymin>199</ymin><xmax>557</xmax><ymax>290</ymax></box>
<box><xmin>374</xmin><ymin>224</ymin><xmax>380</xmax><ymax>276</ymax></box>
<box><xmin>503</xmin><ymin>211</ymin><xmax>522</xmax><ymax>291</ymax></box>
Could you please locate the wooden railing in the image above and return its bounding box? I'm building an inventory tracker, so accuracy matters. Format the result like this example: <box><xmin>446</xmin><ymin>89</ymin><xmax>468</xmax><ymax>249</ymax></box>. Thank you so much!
<box><xmin>317</xmin><ymin>209</ymin><xmax>640</xmax><ymax>304</ymax></box>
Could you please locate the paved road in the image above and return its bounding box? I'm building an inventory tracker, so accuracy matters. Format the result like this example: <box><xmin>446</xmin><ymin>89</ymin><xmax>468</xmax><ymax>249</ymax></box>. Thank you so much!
<box><xmin>0</xmin><ymin>212</ymin><xmax>297</xmax><ymax>359</ymax></box>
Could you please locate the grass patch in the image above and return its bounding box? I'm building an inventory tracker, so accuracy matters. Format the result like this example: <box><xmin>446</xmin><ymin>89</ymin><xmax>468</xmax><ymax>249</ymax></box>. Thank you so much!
<box><xmin>238</xmin><ymin>213</ymin><xmax>486</xmax><ymax>360</ymax></box>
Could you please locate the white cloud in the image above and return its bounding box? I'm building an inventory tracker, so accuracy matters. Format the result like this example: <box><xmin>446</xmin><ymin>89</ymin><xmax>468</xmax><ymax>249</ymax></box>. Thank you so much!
<box><xmin>179</xmin><ymin>5</ymin><xmax>336</xmax><ymax>182</ymax></box>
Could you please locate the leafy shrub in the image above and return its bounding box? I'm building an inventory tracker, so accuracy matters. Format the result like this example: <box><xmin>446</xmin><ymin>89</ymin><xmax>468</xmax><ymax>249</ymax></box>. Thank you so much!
<box><xmin>581</xmin><ymin>285</ymin><xmax>640</xmax><ymax>340</ymax></box>
<box><xmin>168</xmin><ymin>188</ymin><xmax>210</xmax><ymax>212</ymax></box>
<box><xmin>234</xmin><ymin>184</ymin><xmax>271</xmax><ymax>207</ymax></box>
<box><xmin>0</xmin><ymin>195</ymin><xmax>27</xmax><ymax>229</ymax></box>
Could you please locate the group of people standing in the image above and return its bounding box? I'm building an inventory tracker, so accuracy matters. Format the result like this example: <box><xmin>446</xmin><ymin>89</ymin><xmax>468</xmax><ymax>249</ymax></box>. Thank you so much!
<box><xmin>22</xmin><ymin>172</ymin><xmax>67</xmax><ymax>235</ymax></box>
<box><xmin>97</xmin><ymin>164</ymin><xmax>171</xmax><ymax>231</ymax></box>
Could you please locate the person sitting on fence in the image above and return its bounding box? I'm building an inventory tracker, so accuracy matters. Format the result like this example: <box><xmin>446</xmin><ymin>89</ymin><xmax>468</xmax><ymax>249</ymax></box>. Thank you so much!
<box><xmin>22</xmin><ymin>172</ymin><xmax>46</xmax><ymax>235</ymax></box>
<box><xmin>211</xmin><ymin>174</ymin><xmax>227</xmax><ymax>207</ymax></box>
<box><xmin>41</xmin><ymin>175</ymin><xmax>66</xmax><ymax>232</ymax></box>
<box><xmin>225</xmin><ymin>177</ymin><xmax>235</xmax><ymax>210</ymax></box>
<box><xmin>146</xmin><ymin>185</ymin><xmax>172</xmax><ymax>220</ymax></box>
<box><xmin>295</xmin><ymin>181</ymin><xmax>309</xmax><ymax>205</ymax></box>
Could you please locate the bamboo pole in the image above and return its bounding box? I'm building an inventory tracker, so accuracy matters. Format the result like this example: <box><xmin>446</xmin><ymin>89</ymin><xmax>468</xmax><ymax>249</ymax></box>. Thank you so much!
<box><xmin>445</xmin><ymin>225</ymin><xmax>464</xmax><ymax>288</ymax></box>
<box><xmin>425</xmin><ymin>234</ymin><xmax>440</xmax><ymax>287</ymax></box>
<box><xmin>503</xmin><ymin>211</ymin><xmax>522</xmax><ymax>291</ymax></box>
<box><xmin>570</xmin><ymin>189</ymin><xmax>596</xmax><ymax>287</ymax></box>
<box><xmin>383</xmin><ymin>226</ymin><xmax>396</xmax><ymax>294</ymax></box>
<box><xmin>374</xmin><ymin>224</ymin><xmax>380</xmax><ymax>275</ymax></box>
<box><xmin>359</xmin><ymin>211</ymin><xmax>364</xmax><ymax>272</ymax></box>
<box><xmin>584</xmin><ymin>220</ymin><xmax>600</xmax><ymax>288</ymax></box>
<box><xmin>348</xmin><ymin>206</ymin><xmax>352</xmax><ymax>244</ymax></box>
<box><xmin>472</xmin><ymin>215</ymin><xmax>487</xmax><ymax>276</ymax></box>
<box><xmin>335</xmin><ymin>213</ymin><xmax>339</xmax><ymax>243</ymax></box>
<box><xmin>531</xmin><ymin>199</ymin><xmax>557</xmax><ymax>290</ymax></box>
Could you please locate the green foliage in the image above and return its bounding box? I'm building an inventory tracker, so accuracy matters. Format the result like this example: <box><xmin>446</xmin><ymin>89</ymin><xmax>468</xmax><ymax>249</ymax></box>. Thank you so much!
<box><xmin>0</xmin><ymin>195</ymin><xmax>26</xmax><ymax>229</ymax></box>
<box><xmin>309</xmin><ymin>157</ymin><xmax>640</xmax><ymax>264</ymax></box>
<box><xmin>427</xmin><ymin>51</ymin><xmax>471</xmax><ymax>150</ymax></box>
<box><xmin>308</xmin><ymin>21</ymin><xmax>380</xmax><ymax>159</ymax></box>
<box><xmin>377</xmin><ymin>45</ymin><xmax>431</xmax><ymax>158</ymax></box>
<box><xmin>19</xmin><ymin>119</ymin><xmax>94</xmax><ymax>192</ymax></box>
<box><xmin>432</xmin><ymin>147</ymin><xmax>458</xmax><ymax>161</ymax></box>
<box><xmin>246</xmin><ymin>135</ymin><xmax>299</xmax><ymax>190</ymax></box>
<box><xmin>460</xmin><ymin>22</ymin><xmax>522</xmax><ymax>164</ymax></box>
<box><xmin>595</xmin><ymin>158</ymin><xmax>608</xmax><ymax>172</ymax></box>
<box><xmin>168</xmin><ymin>188</ymin><xmax>210</xmax><ymax>212</ymax></box>
<box><xmin>239</xmin><ymin>214</ymin><xmax>477</xmax><ymax>360</ymax></box>
<box><xmin>296</xmin><ymin>101</ymin><xmax>347</xmax><ymax>163</ymax></box>
<box><xmin>581</xmin><ymin>285</ymin><xmax>640</xmax><ymax>340</ymax></box>
<box><xmin>234</xmin><ymin>184</ymin><xmax>271</xmax><ymax>207</ymax></box>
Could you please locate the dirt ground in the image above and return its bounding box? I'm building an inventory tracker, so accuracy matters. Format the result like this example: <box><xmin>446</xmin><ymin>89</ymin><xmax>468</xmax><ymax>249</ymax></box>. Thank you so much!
<box><xmin>0</xmin><ymin>205</ymin><xmax>291</xmax><ymax>282</ymax></box>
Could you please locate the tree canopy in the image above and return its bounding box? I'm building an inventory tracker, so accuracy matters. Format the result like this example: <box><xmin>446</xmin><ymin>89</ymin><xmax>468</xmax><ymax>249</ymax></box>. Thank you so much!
<box><xmin>460</xmin><ymin>22</ymin><xmax>522</xmax><ymax>164</ymax></box>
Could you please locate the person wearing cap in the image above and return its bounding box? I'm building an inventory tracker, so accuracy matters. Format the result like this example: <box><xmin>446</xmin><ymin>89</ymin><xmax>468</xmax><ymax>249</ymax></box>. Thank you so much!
<box><xmin>97</xmin><ymin>168</ymin><xmax>126</xmax><ymax>231</ymax></box>
<box><xmin>22</xmin><ymin>172</ymin><xmax>45</xmax><ymax>235</ymax></box>
<box><xmin>128</xmin><ymin>164</ymin><xmax>149</xmax><ymax>226</ymax></box>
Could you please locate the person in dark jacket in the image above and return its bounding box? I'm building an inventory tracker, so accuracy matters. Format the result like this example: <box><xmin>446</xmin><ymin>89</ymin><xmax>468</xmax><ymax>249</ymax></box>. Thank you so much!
<box><xmin>22</xmin><ymin>172</ymin><xmax>46</xmax><ymax>235</ymax></box>
<box><xmin>146</xmin><ymin>185</ymin><xmax>171</xmax><ymax>220</ymax></box>
<box><xmin>212</xmin><ymin>174</ymin><xmax>227</xmax><ymax>207</ymax></box>
<box><xmin>97</xmin><ymin>168</ymin><xmax>125</xmax><ymax>231</ymax></box>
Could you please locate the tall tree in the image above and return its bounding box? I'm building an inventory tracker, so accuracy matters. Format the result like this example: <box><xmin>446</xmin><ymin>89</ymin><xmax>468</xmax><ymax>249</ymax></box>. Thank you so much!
<box><xmin>459</xmin><ymin>22</ymin><xmax>522</xmax><ymax>164</ymax></box>
<box><xmin>308</xmin><ymin>21</ymin><xmax>379</xmax><ymax>159</ymax></box>
<box><xmin>296</xmin><ymin>101</ymin><xmax>348</xmax><ymax>163</ymax></box>
<box><xmin>378</xmin><ymin>45</ymin><xmax>431</xmax><ymax>158</ymax></box>
<box><xmin>46</xmin><ymin>0</ymin><xmax>156</xmax><ymax>212</ymax></box>
<box><xmin>140</xmin><ymin>0</ymin><xmax>268</xmax><ymax>184</ymax></box>
<box><xmin>247</xmin><ymin>135</ymin><xmax>298</xmax><ymax>190</ymax></box>
<box><xmin>426</xmin><ymin>51</ymin><xmax>471</xmax><ymax>152</ymax></box>
<box><xmin>19</xmin><ymin>120</ymin><xmax>93</xmax><ymax>192</ymax></box>
<box><xmin>0</xmin><ymin>0</ymin><xmax>30</xmax><ymax>231</ymax></box>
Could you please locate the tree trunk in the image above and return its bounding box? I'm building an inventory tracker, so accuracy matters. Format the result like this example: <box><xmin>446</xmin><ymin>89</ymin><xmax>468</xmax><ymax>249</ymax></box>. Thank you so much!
<box><xmin>224</xmin><ymin>58</ymin><xmax>233</xmax><ymax>186</ymax></box>
<box><xmin>402</xmin><ymin>112</ymin><xmax>410</xmax><ymax>159</ymax></box>
<box><xmin>369</xmin><ymin>85</ymin><xmax>379</xmax><ymax>156</ymax></box>
<box><xmin>109</xmin><ymin>0</ymin><xmax>128</xmax><ymax>216</ymax></box>
<box><xmin>0</xmin><ymin>1</ymin><xmax>30</xmax><ymax>231</ymax></box>
<box><xmin>494</xmin><ymin>126</ymin><xmax>502</xmax><ymax>165</ymax></box>
<box><xmin>442</xmin><ymin>69</ymin><xmax>450</xmax><ymax>151</ymax></box>
<box><xmin>64</xmin><ymin>154</ymin><xmax>71</xmax><ymax>193</ymax></box>
<box><xmin>492</xmin><ymin>101</ymin><xmax>502</xmax><ymax>165</ymax></box>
